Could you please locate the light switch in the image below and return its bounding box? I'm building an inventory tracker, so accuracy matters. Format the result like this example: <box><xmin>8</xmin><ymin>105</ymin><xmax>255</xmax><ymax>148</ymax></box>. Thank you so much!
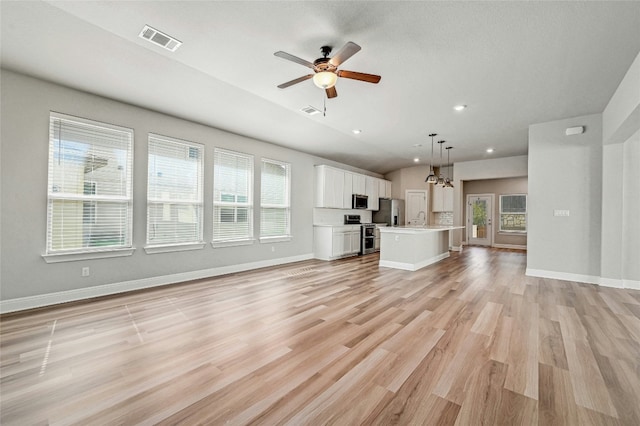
<box><xmin>554</xmin><ymin>209</ymin><xmax>570</xmax><ymax>217</ymax></box>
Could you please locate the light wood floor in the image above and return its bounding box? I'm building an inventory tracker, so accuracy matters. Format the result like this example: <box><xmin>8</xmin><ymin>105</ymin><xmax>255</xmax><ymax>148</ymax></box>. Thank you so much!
<box><xmin>2</xmin><ymin>247</ymin><xmax>640</xmax><ymax>425</ymax></box>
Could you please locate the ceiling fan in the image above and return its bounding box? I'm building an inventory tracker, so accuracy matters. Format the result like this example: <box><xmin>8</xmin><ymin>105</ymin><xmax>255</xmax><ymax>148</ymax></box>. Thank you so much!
<box><xmin>274</xmin><ymin>41</ymin><xmax>381</xmax><ymax>99</ymax></box>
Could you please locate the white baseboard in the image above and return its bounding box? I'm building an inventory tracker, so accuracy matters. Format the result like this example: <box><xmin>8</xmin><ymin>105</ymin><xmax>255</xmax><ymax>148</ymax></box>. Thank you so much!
<box><xmin>526</xmin><ymin>268</ymin><xmax>640</xmax><ymax>289</ymax></box>
<box><xmin>379</xmin><ymin>252</ymin><xmax>449</xmax><ymax>272</ymax></box>
<box><xmin>450</xmin><ymin>245</ymin><xmax>463</xmax><ymax>252</ymax></box>
<box><xmin>624</xmin><ymin>279</ymin><xmax>640</xmax><ymax>290</ymax></box>
<box><xmin>0</xmin><ymin>253</ymin><xmax>314</xmax><ymax>314</ymax></box>
<box><xmin>526</xmin><ymin>268</ymin><xmax>601</xmax><ymax>286</ymax></box>
<box><xmin>492</xmin><ymin>243</ymin><xmax>527</xmax><ymax>250</ymax></box>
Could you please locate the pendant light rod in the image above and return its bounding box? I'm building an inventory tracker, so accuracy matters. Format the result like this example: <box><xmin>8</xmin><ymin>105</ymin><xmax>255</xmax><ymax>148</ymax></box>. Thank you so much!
<box><xmin>445</xmin><ymin>146</ymin><xmax>454</xmax><ymax>188</ymax></box>
<box><xmin>437</xmin><ymin>140</ymin><xmax>445</xmax><ymax>186</ymax></box>
<box><xmin>425</xmin><ymin>133</ymin><xmax>438</xmax><ymax>183</ymax></box>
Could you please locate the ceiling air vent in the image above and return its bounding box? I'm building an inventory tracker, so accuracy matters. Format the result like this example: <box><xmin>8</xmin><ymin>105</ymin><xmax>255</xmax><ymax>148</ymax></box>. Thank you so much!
<box><xmin>301</xmin><ymin>105</ymin><xmax>322</xmax><ymax>116</ymax></box>
<box><xmin>139</xmin><ymin>25</ymin><xmax>182</xmax><ymax>52</ymax></box>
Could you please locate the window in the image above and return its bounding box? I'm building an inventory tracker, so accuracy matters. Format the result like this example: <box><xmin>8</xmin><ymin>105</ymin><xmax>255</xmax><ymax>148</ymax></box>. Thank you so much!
<box><xmin>147</xmin><ymin>134</ymin><xmax>204</xmax><ymax>249</ymax></box>
<box><xmin>213</xmin><ymin>148</ymin><xmax>253</xmax><ymax>245</ymax></box>
<box><xmin>500</xmin><ymin>194</ymin><xmax>527</xmax><ymax>233</ymax></box>
<box><xmin>260</xmin><ymin>158</ymin><xmax>291</xmax><ymax>241</ymax></box>
<box><xmin>46</xmin><ymin>113</ymin><xmax>133</xmax><ymax>255</ymax></box>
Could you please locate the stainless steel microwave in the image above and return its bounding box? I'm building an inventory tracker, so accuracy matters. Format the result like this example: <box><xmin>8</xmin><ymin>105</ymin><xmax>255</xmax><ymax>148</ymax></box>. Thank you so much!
<box><xmin>352</xmin><ymin>194</ymin><xmax>368</xmax><ymax>209</ymax></box>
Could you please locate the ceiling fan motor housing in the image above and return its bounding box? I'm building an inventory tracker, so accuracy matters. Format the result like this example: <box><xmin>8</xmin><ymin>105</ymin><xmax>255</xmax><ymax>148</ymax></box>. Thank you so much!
<box><xmin>313</xmin><ymin>57</ymin><xmax>337</xmax><ymax>73</ymax></box>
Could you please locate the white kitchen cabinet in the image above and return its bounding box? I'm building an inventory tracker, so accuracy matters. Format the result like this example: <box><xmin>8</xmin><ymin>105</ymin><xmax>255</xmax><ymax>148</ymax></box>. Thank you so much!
<box><xmin>315</xmin><ymin>165</ymin><xmax>344</xmax><ymax>208</ymax></box>
<box><xmin>365</xmin><ymin>176</ymin><xmax>380</xmax><ymax>211</ymax></box>
<box><xmin>343</xmin><ymin>172</ymin><xmax>353</xmax><ymax>209</ymax></box>
<box><xmin>314</xmin><ymin>225</ymin><xmax>361</xmax><ymax>260</ymax></box>
<box><xmin>352</xmin><ymin>174</ymin><xmax>366</xmax><ymax>196</ymax></box>
<box><xmin>432</xmin><ymin>185</ymin><xmax>454</xmax><ymax>212</ymax></box>
<box><xmin>378</xmin><ymin>179</ymin><xmax>392</xmax><ymax>199</ymax></box>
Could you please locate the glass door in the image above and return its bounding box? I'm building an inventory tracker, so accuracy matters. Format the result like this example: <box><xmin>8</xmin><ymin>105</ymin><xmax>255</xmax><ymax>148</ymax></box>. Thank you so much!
<box><xmin>466</xmin><ymin>194</ymin><xmax>493</xmax><ymax>246</ymax></box>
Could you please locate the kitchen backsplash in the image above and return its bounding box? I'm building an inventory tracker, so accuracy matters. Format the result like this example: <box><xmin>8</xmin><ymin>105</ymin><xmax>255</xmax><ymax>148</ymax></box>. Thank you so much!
<box><xmin>313</xmin><ymin>208</ymin><xmax>373</xmax><ymax>225</ymax></box>
<box><xmin>434</xmin><ymin>211</ymin><xmax>453</xmax><ymax>226</ymax></box>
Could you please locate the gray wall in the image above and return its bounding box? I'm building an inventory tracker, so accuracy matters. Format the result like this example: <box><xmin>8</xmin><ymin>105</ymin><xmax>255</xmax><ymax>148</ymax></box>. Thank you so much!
<box><xmin>463</xmin><ymin>177</ymin><xmax>528</xmax><ymax>247</ymax></box>
<box><xmin>0</xmin><ymin>70</ymin><xmax>376</xmax><ymax>304</ymax></box>
<box><xmin>528</xmin><ymin>113</ymin><xmax>603</xmax><ymax>278</ymax></box>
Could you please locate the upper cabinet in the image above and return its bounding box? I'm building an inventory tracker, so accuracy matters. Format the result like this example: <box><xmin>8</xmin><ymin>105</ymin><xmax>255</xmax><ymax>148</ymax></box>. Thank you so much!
<box><xmin>379</xmin><ymin>179</ymin><xmax>391</xmax><ymax>199</ymax></box>
<box><xmin>365</xmin><ymin>176</ymin><xmax>379</xmax><ymax>211</ymax></box>
<box><xmin>316</xmin><ymin>165</ymin><xmax>344</xmax><ymax>208</ymax></box>
<box><xmin>315</xmin><ymin>165</ymin><xmax>391</xmax><ymax>210</ymax></box>
<box><xmin>352</xmin><ymin>173</ymin><xmax>366</xmax><ymax>195</ymax></box>
<box><xmin>432</xmin><ymin>185</ymin><xmax>454</xmax><ymax>212</ymax></box>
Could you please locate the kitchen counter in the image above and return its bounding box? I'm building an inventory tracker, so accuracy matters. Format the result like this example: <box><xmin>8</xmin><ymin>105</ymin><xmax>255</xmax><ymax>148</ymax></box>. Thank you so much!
<box><xmin>378</xmin><ymin>226</ymin><xmax>465</xmax><ymax>271</ymax></box>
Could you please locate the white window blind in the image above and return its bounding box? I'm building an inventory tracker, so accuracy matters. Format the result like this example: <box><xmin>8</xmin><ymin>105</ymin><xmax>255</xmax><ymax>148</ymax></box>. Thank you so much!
<box><xmin>213</xmin><ymin>148</ymin><xmax>253</xmax><ymax>244</ymax></box>
<box><xmin>499</xmin><ymin>194</ymin><xmax>527</xmax><ymax>233</ymax></box>
<box><xmin>147</xmin><ymin>134</ymin><xmax>204</xmax><ymax>246</ymax></box>
<box><xmin>47</xmin><ymin>113</ymin><xmax>133</xmax><ymax>254</ymax></box>
<box><xmin>260</xmin><ymin>158</ymin><xmax>291</xmax><ymax>240</ymax></box>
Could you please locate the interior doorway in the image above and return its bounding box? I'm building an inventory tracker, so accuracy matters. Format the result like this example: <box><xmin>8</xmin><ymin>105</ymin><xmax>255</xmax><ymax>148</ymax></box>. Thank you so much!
<box><xmin>466</xmin><ymin>194</ymin><xmax>493</xmax><ymax>246</ymax></box>
<box><xmin>405</xmin><ymin>190</ymin><xmax>427</xmax><ymax>226</ymax></box>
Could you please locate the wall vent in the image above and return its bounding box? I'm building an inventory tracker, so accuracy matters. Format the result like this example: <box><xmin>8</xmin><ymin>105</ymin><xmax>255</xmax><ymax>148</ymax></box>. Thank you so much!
<box><xmin>139</xmin><ymin>25</ymin><xmax>182</xmax><ymax>52</ymax></box>
<box><xmin>301</xmin><ymin>105</ymin><xmax>322</xmax><ymax>116</ymax></box>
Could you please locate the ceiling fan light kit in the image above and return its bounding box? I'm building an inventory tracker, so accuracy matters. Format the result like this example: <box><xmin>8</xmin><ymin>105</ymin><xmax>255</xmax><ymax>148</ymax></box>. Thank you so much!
<box><xmin>275</xmin><ymin>41</ymin><xmax>381</xmax><ymax>99</ymax></box>
<box><xmin>313</xmin><ymin>71</ymin><xmax>338</xmax><ymax>89</ymax></box>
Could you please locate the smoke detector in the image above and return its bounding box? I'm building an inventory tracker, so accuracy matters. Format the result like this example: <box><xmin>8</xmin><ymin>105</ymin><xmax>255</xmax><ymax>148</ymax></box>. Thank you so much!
<box><xmin>139</xmin><ymin>25</ymin><xmax>182</xmax><ymax>52</ymax></box>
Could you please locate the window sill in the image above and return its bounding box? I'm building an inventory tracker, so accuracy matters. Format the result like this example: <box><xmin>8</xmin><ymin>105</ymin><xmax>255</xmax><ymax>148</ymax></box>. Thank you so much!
<box><xmin>144</xmin><ymin>243</ymin><xmax>206</xmax><ymax>254</ymax></box>
<box><xmin>42</xmin><ymin>247</ymin><xmax>135</xmax><ymax>263</ymax></box>
<box><xmin>498</xmin><ymin>231</ymin><xmax>527</xmax><ymax>235</ymax></box>
<box><xmin>211</xmin><ymin>239</ymin><xmax>255</xmax><ymax>248</ymax></box>
<box><xmin>259</xmin><ymin>236</ymin><xmax>292</xmax><ymax>243</ymax></box>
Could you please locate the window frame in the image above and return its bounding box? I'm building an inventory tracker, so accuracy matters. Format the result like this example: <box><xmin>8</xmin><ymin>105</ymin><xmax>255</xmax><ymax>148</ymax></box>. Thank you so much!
<box><xmin>499</xmin><ymin>194</ymin><xmax>527</xmax><ymax>234</ymax></box>
<box><xmin>260</xmin><ymin>158</ymin><xmax>292</xmax><ymax>243</ymax></box>
<box><xmin>145</xmin><ymin>133</ymin><xmax>205</xmax><ymax>253</ymax></box>
<box><xmin>212</xmin><ymin>148</ymin><xmax>255</xmax><ymax>247</ymax></box>
<box><xmin>43</xmin><ymin>112</ymin><xmax>135</xmax><ymax>263</ymax></box>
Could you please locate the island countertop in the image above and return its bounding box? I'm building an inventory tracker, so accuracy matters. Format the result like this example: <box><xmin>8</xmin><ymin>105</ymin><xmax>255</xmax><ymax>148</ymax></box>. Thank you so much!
<box><xmin>378</xmin><ymin>225</ymin><xmax>465</xmax><ymax>234</ymax></box>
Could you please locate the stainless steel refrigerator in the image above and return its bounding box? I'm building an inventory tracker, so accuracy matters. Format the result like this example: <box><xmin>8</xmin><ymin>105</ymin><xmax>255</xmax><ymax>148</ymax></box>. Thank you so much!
<box><xmin>373</xmin><ymin>198</ymin><xmax>405</xmax><ymax>226</ymax></box>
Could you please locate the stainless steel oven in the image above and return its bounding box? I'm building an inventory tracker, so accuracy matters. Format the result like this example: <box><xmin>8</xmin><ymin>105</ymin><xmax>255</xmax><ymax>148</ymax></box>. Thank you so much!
<box><xmin>360</xmin><ymin>224</ymin><xmax>376</xmax><ymax>255</ymax></box>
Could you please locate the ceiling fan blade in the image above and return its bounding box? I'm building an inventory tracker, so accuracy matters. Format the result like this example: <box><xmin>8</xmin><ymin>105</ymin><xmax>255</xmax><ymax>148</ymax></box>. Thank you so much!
<box><xmin>329</xmin><ymin>41</ymin><xmax>361</xmax><ymax>67</ymax></box>
<box><xmin>277</xmin><ymin>74</ymin><xmax>314</xmax><ymax>89</ymax></box>
<box><xmin>337</xmin><ymin>70</ymin><xmax>381</xmax><ymax>84</ymax></box>
<box><xmin>274</xmin><ymin>51</ymin><xmax>315</xmax><ymax>69</ymax></box>
<box><xmin>326</xmin><ymin>86</ymin><xmax>337</xmax><ymax>99</ymax></box>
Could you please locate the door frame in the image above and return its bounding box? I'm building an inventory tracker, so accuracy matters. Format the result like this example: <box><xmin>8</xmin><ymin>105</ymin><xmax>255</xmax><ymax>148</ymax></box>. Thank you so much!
<box><xmin>466</xmin><ymin>193</ymin><xmax>494</xmax><ymax>246</ymax></box>
<box><xmin>405</xmin><ymin>189</ymin><xmax>428</xmax><ymax>225</ymax></box>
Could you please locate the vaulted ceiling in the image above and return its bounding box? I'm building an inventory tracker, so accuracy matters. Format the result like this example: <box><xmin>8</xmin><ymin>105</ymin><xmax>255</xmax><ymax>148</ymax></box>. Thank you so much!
<box><xmin>2</xmin><ymin>1</ymin><xmax>639</xmax><ymax>174</ymax></box>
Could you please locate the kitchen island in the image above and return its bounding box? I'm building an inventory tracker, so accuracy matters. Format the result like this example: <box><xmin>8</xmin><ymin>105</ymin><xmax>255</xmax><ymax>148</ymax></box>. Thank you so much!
<box><xmin>378</xmin><ymin>226</ymin><xmax>465</xmax><ymax>271</ymax></box>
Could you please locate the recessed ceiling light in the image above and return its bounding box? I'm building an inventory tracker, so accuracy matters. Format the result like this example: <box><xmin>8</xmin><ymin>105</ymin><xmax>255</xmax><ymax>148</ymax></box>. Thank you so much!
<box><xmin>486</xmin><ymin>148</ymin><xmax>494</xmax><ymax>153</ymax></box>
<box><xmin>352</xmin><ymin>129</ymin><xmax>362</xmax><ymax>134</ymax></box>
<box><xmin>413</xmin><ymin>143</ymin><xmax>422</xmax><ymax>147</ymax></box>
<box><xmin>454</xmin><ymin>105</ymin><xmax>467</xmax><ymax>111</ymax></box>
<box><xmin>414</xmin><ymin>158</ymin><xmax>420</xmax><ymax>163</ymax></box>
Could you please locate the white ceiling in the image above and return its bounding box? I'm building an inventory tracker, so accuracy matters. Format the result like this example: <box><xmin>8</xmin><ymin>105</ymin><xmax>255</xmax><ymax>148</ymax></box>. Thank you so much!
<box><xmin>2</xmin><ymin>1</ymin><xmax>639</xmax><ymax>174</ymax></box>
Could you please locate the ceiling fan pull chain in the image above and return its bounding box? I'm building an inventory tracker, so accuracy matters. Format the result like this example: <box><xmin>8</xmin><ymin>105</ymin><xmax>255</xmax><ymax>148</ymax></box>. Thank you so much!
<box><xmin>323</xmin><ymin>95</ymin><xmax>327</xmax><ymax>117</ymax></box>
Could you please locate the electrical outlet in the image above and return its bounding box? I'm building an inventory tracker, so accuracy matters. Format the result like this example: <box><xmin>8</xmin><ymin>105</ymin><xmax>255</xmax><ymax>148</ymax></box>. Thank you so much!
<box><xmin>554</xmin><ymin>209</ymin><xmax>570</xmax><ymax>217</ymax></box>
<box><xmin>82</xmin><ymin>267</ymin><xmax>90</xmax><ymax>277</ymax></box>
<box><xmin>271</xmin><ymin>246</ymin><xmax>275</xmax><ymax>252</ymax></box>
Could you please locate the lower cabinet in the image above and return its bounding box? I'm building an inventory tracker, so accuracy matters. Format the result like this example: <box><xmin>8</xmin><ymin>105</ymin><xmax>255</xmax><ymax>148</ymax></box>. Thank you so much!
<box><xmin>314</xmin><ymin>226</ymin><xmax>361</xmax><ymax>260</ymax></box>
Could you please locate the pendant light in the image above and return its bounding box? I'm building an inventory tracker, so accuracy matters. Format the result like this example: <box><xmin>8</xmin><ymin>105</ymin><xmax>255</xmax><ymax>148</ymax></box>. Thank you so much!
<box><xmin>425</xmin><ymin>133</ymin><xmax>437</xmax><ymax>183</ymax></box>
<box><xmin>445</xmin><ymin>146</ymin><xmax>454</xmax><ymax>188</ymax></box>
<box><xmin>437</xmin><ymin>140</ymin><xmax>446</xmax><ymax>186</ymax></box>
